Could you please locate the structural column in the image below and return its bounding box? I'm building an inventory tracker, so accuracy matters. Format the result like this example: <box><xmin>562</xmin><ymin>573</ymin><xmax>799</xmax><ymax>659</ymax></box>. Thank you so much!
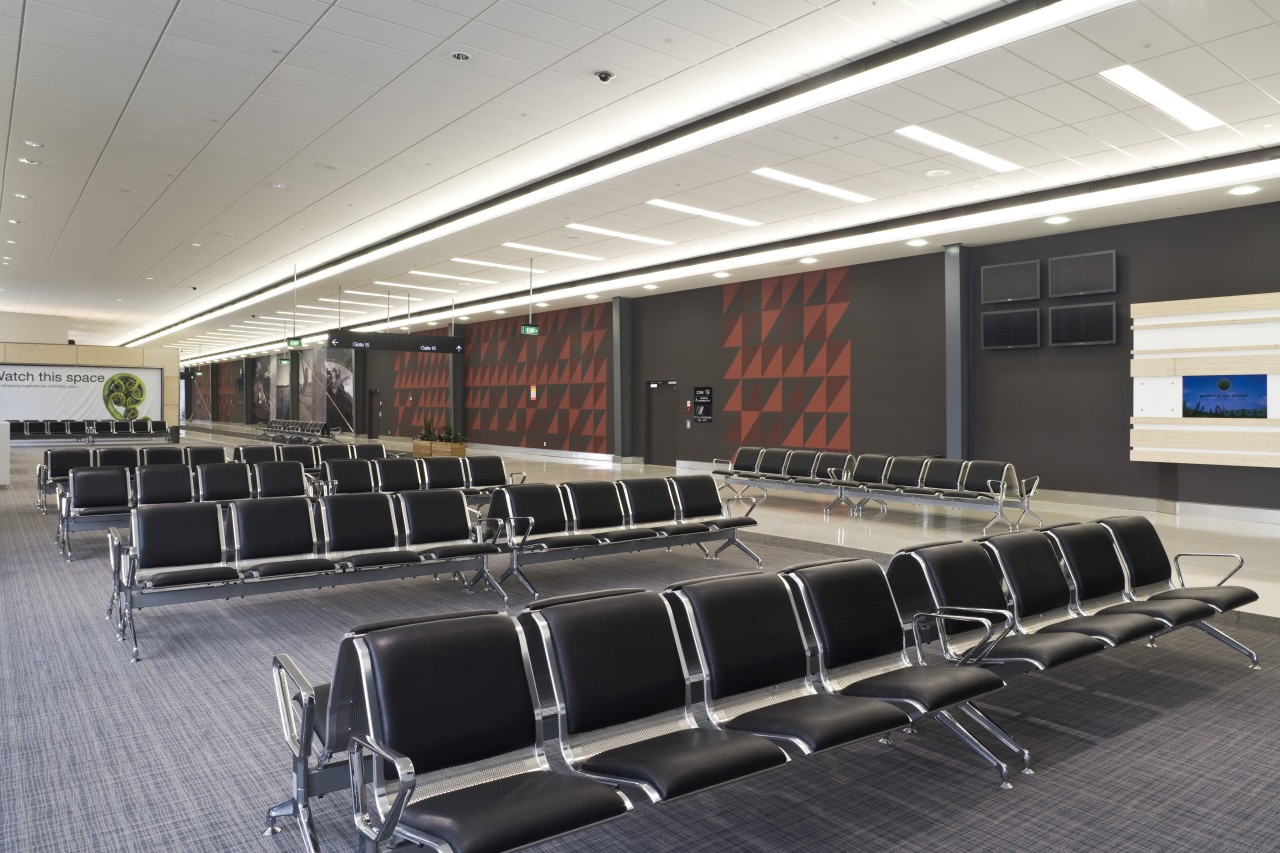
<box><xmin>944</xmin><ymin>244</ymin><xmax>970</xmax><ymax>458</ymax></box>
<box><xmin>611</xmin><ymin>296</ymin><xmax>633</xmax><ymax>460</ymax></box>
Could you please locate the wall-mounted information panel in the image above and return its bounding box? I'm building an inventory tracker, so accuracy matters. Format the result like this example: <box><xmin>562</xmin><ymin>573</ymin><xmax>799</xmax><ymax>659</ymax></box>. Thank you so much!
<box><xmin>980</xmin><ymin>259</ymin><xmax>1039</xmax><ymax>304</ymax></box>
<box><xmin>326</xmin><ymin>329</ymin><xmax>463</xmax><ymax>353</ymax></box>
<box><xmin>981</xmin><ymin>308</ymin><xmax>1040</xmax><ymax>350</ymax></box>
<box><xmin>1049</xmin><ymin>250</ymin><xmax>1116</xmax><ymax>298</ymax></box>
<box><xmin>1049</xmin><ymin>302</ymin><xmax>1116</xmax><ymax>346</ymax></box>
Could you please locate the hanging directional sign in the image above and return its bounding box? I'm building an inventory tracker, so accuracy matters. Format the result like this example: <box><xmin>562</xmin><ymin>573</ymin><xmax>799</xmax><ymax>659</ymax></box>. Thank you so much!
<box><xmin>325</xmin><ymin>329</ymin><xmax>464</xmax><ymax>353</ymax></box>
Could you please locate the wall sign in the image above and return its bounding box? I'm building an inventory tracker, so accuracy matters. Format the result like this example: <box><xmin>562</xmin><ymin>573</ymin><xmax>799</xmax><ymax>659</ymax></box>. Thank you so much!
<box><xmin>693</xmin><ymin>386</ymin><xmax>713</xmax><ymax>422</ymax></box>
<box><xmin>0</xmin><ymin>364</ymin><xmax>164</xmax><ymax>420</ymax></box>
<box><xmin>326</xmin><ymin>329</ymin><xmax>463</xmax><ymax>353</ymax></box>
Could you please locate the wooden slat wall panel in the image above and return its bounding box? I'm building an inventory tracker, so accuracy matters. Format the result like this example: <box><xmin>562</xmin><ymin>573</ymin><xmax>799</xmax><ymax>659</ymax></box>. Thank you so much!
<box><xmin>1131</xmin><ymin>293</ymin><xmax>1280</xmax><ymax>318</ymax></box>
<box><xmin>1130</xmin><ymin>450</ymin><xmax>1280</xmax><ymax>468</ymax></box>
<box><xmin>1131</xmin><ymin>429</ymin><xmax>1280</xmax><ymax>452</ymax></box>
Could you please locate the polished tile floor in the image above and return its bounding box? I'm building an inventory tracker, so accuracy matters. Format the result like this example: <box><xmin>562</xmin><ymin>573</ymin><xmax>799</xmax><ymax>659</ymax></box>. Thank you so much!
<box><xmin>190</xmin><ymin>424</ymin><xmax>1279</xmax><ymax>618</ymax></box>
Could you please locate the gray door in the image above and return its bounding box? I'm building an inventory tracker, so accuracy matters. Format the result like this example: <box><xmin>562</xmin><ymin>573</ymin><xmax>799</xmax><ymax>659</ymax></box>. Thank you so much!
<box><xmin>645</xmin><ymin>380</ymin><xmax>678</xmax><ymax>467</ymax></box>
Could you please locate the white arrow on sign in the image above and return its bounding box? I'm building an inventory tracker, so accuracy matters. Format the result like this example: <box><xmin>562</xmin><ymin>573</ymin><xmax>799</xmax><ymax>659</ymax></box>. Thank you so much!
<box><xmin>331</xmin><ymin>338</ymin><xmax>340</xmax><ymax>346</ymax></box>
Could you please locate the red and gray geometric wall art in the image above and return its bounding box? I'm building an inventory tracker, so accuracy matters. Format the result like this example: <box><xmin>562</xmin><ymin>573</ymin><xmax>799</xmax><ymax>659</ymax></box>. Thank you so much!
<box><xmin>721</xmin><ymin>267</ymin><xmax>852</xmax><ymax>451</ymax></box>
<box><xmin>388</xmin><ymin>328</ymin><xmax>454</xmax><ymax>437</ymax></box>
<box><xmin>465</xmin><ymin>304</ymin><xmax>611</xmax><ymax>453</ymax></box>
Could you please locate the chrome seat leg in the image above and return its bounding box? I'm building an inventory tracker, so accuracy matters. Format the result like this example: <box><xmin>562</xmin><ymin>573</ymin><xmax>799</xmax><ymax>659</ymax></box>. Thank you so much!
<box><xmin>934</xmin><ymin>709</ymin><xmax>1013</xmax><ymax>789</ymax></box>
<box><xmin>1195</xmin><ymin>622</ymin><xmax>1260</xmax><ymax>668</ymax></box>
<box><xmin>958</xmin><ymin>702</ymin><xmax>1032</xmax><ymax>775</ymax></box>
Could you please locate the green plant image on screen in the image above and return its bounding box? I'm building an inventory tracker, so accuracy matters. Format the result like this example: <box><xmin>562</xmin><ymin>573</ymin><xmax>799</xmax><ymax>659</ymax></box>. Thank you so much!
<box><xmin>103</xmin><ymin>373</ymin><xmax>146</xmax><ymax>420</ymax></box>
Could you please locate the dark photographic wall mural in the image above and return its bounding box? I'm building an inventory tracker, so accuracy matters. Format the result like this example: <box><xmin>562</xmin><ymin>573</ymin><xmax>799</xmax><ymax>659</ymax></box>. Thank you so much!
<box><xmin>324</xmin><ymin>348</ymin><xmax>355</xmax><ymax>432</ymax></box>
<box><xmin>297</xmin><ymin>349</ymin><xmax>326</xmax><ymax>422</ymax></box>
<box><xmin>250</xmin><ymin>355</ymin><xmax>273</xmax><ymax>423</ymax></box>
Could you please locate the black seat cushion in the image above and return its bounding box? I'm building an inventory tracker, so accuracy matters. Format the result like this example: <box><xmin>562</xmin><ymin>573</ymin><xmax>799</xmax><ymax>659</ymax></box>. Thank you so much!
<box><xmin>939</xmin><ymin>490</ymin><xmax>994</xmax><ymax>500</ymax></box>
<box><xmin>145</xmin><ymin>566</ymin><xmax>240</xmax><ymax>587</ymax></box>
<box><xmin>76</xmin><ymin>506</ymin><xmax>133</xmax><ymax>516</ymax></box>
<box><xmin>650</xmin><ymin>522</ymin><xmax>711</xmax><ymax>536</ymax></box>
<box><xmin>342</xmin><ymin>550</ymin><xmax>422</xmax><ymax>569</ymax></box>
<box><xmin>708</xmin><ymin>516</ymin><xmax>757</xmax><ymax>530</ymax></box>
<box><xmin>1096</xmin><ymin>598</ymin><xmax>1216</xmax><ymax>625</ymax></box>
<box><xmin>726</xmin><ymin>693</ymin><xmax>909</xmax><ymax>752</ymax></box>
<box><xmin>595</xmin><ymin>528</ymin><xmax>660</xmax><ymax>543</ymax></box>
<box><xmin>839</xmin><ymin>664</ymin><xmax>1004</xmax><ymax>711</ymax></box>
<box><xmin>249</xmin><ymin>558</ymin><xmax>337</xmax><ymax>578</ymax></box>
<box><xmin>1147</xmin><ymin>585</ymin><xmax>1259</xmax><ymax>612</ymax></box>
<box><xmin>525</xmin><ymin>534</ymin><xmax>601</xmax><ymax>551</ymax></box>
<box><xmin>1034</xmin><ymin>613</ymin><xmax>1166</xmax><ymax>646</ymax></box>
<box><xmin>581</xmin><ymin>728</ymin><xmax>786</xmax><ymax>800</ymax></box>
<box><xmin>398</xmin><ymin>770</ymin><xmax>626</xmax><ymax>853</ymax></box>
<box><xmin>420</xmin><ymin>543</ymin><xmax>503</xmax><ymax>560</ymax></box>
<box><xmin>985</xmin><ymin>632</ymin><xmax>1104</xmax><ymax>669</ymax></box>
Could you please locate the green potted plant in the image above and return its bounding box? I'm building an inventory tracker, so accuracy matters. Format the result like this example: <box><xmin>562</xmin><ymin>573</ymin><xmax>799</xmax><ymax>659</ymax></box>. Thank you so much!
<box><xmin>432</xmin><ymin>422</ymin><xmax>466</xmax><ymax>457</ymax></box>
<box><xmin>413</xmin><ymin>418</ymin><xmax>436</xmax><ymax>458</ymax></box>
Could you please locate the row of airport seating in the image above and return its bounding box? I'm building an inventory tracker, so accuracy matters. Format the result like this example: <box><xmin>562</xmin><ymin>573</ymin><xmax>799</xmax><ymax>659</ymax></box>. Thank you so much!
<box><xmin>53</xmin><ymin>454</ymin><xmax>519</xmax><ymax>558</ymax></box>
<box><xmin>265</xmin><ymin>515</ymin><xmax>1259</xmax><ymax>853</ymax></box>
<box><xmin>256</xmin><ymin>419</ymin><xmax>331</xmax><ymax>444</ymax></box>
<box><xmin>9</xmin><ymin>418</ymin><xmax>168</xmax><ymax>442</ymax></box>
<box><xmin>715</xmin><ymin>446</ymin><xmax>1039</xmax><ymax>532</ymax></box>
<box><xmin>107</xmin><ymin>474</ymin><xmax>757</xmax><ymax>661</ymax></box>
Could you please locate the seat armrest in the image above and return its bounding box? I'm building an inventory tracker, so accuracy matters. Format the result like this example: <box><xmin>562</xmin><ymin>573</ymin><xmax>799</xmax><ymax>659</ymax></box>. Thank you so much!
<box><xmin>912</xmin><ymin>610</ymin><xmax>1007</xmax><ymax>666</ymax></box>
<box><xmin>712</xmin><ymin>458</ymin><xmax>731</xmax><ymax>469</ymax></box>
<box><xmin>475</xmin><ymin>517</ymin><xmax>504</xmax><ymax>544</ymax></box>
<box><xmin>1172</xmin><ymin>552</ymin><xmax>1245</xmax><ymax>587</ymax></box>
<box><xmin>349</xmin><ymin>734</ymin><xmax>416</xmax><ymax>847</ymax></box>
<box><xmin>508</xmin><ymin>471</ymin><xmax>527</xmax><ymax>485</ymax></box>
<box><xmin>984</xmin><ymin>480</ymin><xmax>1009</xmax><ymax>499</ymax></box>
<box><xmin>737</xmin><ymin>495</ymin><xmax>759</xmax><ymax>518</ymax></box>
<box><xmin>271</xmin><ymin>653</ymin><xmax>315</xmax><ymax>762</ymax></box>
<box><xmin>826</xmin><ymin>467</ymin><xmax>850</xmax><ymax>480</ymax></box>
<box><xmin>1018</xmin><ymin>476</ymin><xmax>1040</xmax><ymax>499</ymax></box>
<box><xmin>507</xmin><ymin>516</ymin><xmax>536</xmax><ymax>547</ymax></box>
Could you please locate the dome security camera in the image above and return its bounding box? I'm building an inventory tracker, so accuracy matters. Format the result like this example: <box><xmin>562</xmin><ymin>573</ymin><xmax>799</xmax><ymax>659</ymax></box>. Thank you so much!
<box><xmin>595</xmin><ymin>70</ymin><xmax>614</xmax><ymax>83</ymax></box>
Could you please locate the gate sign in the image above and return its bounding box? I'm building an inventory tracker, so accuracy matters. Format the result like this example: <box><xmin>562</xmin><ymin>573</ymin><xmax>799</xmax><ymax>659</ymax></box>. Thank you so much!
<box><xmin>0</xmin><ymin>364</ymin><xmax>164</xmax><ymax>421</ymax></box>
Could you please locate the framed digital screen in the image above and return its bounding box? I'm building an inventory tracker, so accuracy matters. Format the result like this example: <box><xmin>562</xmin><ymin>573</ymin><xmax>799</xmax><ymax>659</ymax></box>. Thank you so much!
<box><xmin>980</xmin><ymin>260</ymin><xmax>1040</xmax><ymax>304</ymax></box>
<box><xmin>1048</xmin><ymin>250</ymin><xmax>1116</xmax><ymax>298</ymax></box>
<box><xmin>1182</xmin><ymin>375</ymin><xmax>1268</xmax><ymax>419</ymax></box>
<box><xmin>981</xmin><ymin>308</ymin><xmax>1040</xmax><ymax>350</ymax></box>
<box><xmin>1049</xmin><ymin>302</ymin><xmax>1115</xmax><ymax>346</ymax></box>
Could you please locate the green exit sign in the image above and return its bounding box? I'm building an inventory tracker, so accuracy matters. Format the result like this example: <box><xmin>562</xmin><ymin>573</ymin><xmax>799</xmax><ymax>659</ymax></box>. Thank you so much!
<box><xmin>278</xmin><ymin>357</ymin><xmax>290</xmax><ymax>365</ymax></box>
<box><xmin>286</xmin><ymin>337</ymin><xmax>303</xmax><ymax>348</ymax></box>
<box><xmin>520</xmin><ymin>324</ymin><xmax>540</xmax><ymax>336</ymax></box>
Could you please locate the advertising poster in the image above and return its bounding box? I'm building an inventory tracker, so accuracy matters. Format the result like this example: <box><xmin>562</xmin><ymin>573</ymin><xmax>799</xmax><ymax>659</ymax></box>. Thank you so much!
<box><xmin>0</xmin><ymin>364</ymin><xmax>163</xmax><ymax>420</ymax></box>
<box><xmin>1182</xmin><ymin>375</ymin><xmax>1268</xmax><ymax>418</ymax></box>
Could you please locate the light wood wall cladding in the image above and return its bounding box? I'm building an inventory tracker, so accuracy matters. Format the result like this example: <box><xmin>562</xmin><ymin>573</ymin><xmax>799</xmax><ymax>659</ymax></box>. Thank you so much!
<box><xmin>1131</xmin><ymin>293</ymin><xmax>1280</xmax><ymax>468</ymax></box>
<box><xmin>0</xmin><ymin>342</ymin><xmax>180</xmax><ymax>424</ymax></box>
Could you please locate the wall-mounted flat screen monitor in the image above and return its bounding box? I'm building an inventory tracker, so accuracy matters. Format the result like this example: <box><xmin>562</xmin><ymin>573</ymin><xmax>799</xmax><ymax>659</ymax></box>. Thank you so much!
<box><xmin>980</xmin><ymin>260</ymin><xmax>1040</xmax><ymax>304</ymax></box>
<box><xmin>981</xmin><ymin>308</ymin><xmax>1040</xmax><ymax>350</ymax></box>
<box><xmin>1048</xmin><ymin>250</ymin><xmax>1116</xmax><ymax>297</ymax></box>
<box><xmin>1182</xmin><ymin>374</ymin><xmax>1268</xmax><ymax>419</ymax></box>
<box><xmin>1049</xmin><ymin>302</ymin><xmax>1115</xmax><ymax>346</ymax></box>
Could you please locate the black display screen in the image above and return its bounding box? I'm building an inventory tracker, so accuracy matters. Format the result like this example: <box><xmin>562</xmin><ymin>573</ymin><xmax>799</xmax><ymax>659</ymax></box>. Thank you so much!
<box><xmin>1049</xmin><ymin>250</ymin><xmax>1116</xmax><ymax>297</ymax></box>
<box><xmin>981</xmin><ymin>260</ymin><xmax>1040</xmax><ymax>303</ymax></box>
<box><xmin>981</xmin><ymin>308</ymin><xmax>1040</xmax><ymax>350</ymax></box>
<box><xmin>1049</xmin><ymin>302</ymin><xmax>1115</xmax><ymax>346</ymax></box>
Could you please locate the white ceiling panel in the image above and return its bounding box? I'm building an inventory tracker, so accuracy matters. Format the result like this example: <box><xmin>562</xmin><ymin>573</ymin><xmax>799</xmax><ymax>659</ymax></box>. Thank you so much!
<box><xmin>1068</xmin><ymin>3</ymin><xmax>1192</xmax><ymax>62</ymax></box>
<box><xmin>854</xmin><ymin>84</ymin><xmax>952</xmax><ymax>124</ymax></box>
<box><xmin>951</xmin><ymin>48</ymin><xmax>1063</xmax><ymax>98</ymax></box>
<box><xmin>1006</xmin><ymin>26</ymin><xmax>1120</xmax><ymax>80</ymax></box>
<box><xmin>1205</xmin><ymin>24</ymin><xmax>1280</xmax><ymax>80</ymax></box>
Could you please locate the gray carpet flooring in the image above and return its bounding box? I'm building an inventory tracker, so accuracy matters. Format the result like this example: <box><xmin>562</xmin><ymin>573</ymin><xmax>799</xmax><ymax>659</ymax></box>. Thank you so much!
<box><xmin>2</xmin><ymin>442</ymin><xmax>1277</xmax><ymax>852</ymax></box>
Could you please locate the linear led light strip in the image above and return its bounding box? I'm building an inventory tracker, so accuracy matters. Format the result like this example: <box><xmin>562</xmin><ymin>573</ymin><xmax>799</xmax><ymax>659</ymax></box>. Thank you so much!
<box><xmin>1099</xmin><ymin>65</ymin><xmax>1225</xmax><ymax>132</ymax></box>
<box><xmin>133</xmin><ymin>0</ymin><xmax>1128</xmax><ymax>348</ymax></box>
<box><xmin>345</xmin><ymin>158</ymin><xmax>1280</xmax><ymax>335</ymax></box>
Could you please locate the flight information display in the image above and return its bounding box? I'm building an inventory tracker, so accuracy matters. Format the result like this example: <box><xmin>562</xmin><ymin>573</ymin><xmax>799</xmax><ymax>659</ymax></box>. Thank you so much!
<box><xmin>1049</xmin><ymin>302</ymin><xmax>1115</xmax><ymax>346</ymax></box>
<box><xmin>981</xmin><ymin>308</ymin><xmax>1040</xmax><ymax>350</ymax></box>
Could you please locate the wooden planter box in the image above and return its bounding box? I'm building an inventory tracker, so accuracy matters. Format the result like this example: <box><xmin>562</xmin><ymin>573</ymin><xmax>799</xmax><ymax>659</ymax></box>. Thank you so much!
<box><xmin>412</xmin><ymin>440</ymin><xmax>467</xmax><ymax>458</ymax></box>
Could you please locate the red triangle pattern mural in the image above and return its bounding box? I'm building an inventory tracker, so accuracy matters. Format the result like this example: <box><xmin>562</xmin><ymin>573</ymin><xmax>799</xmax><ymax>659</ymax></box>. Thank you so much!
<box><xmin>464</xmin><ymin>304</ymin><xmax>611</xmax><ymax>453</ymax></box>
<box><xmin>390</xmin><ymin>329</ymin><xmax>454</xmax><ymax>437</ymax></box>
<box><xmin>722</xmin><ymin>268</ymin><xmax>852</xmax><ymax>451</ymax></box>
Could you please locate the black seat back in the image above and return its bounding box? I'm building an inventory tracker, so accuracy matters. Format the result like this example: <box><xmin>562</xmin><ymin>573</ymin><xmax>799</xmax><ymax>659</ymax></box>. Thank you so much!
<box><xmin>111</xmin><ymin>420</ymin><xmax>132</xmax><ymax>435</ymax></box>
<box><xmin>93</xmin><ymin>446</ymin><xmax>139</xmax><ymax>470</ymax></box>
<box><xmin>46</xmin><ymin>448</ymin><xmax>92</xmax><ymax>479</ymax></box>
<box><xmin>140</xmin><ymin>446</ymin><xmax>184</xmax><ymax>466</ymax></box>
<box><xmin>850</xmin><ymin>454</ymin><xmax>889</xmax><ymax>484</ymax></box>
<box><xmin>882</xmin><ymin>456</ymin><xmax>928</xmax><ymax>487</ymax></box>
<box><xmin>352</xmin><ymin>443</ymin><xmax>386</xmax><ymax>460</ymax></box>
<box><xmin>667</xmin><ymin>475</ymin><xmax>724</xmax><ymax>520</ymax></box>
<box><xmin>231</xmin><ymin>497</ymin><xmax>319</xmax><ymax>560</ymax></box>
<box><xmin>755</xmin><ymin>448</ymin><xmax>789</xmax><ymax>476</ymax></box>
<box><xmin>781</xmin><ymin>560</ymin><xmax>907</xmax><ymax>670</ymax></box>
<box><xmin>234</xmin><ymin>444</ymin><xmax>278</xmax><ymax>465</ymax></box>
<box><xmin>729</xmin><ymin>446</ymin><xmax>764</xmax><ymax>473</ymax></box>
<box><xmin>135</xmin><ymin>465</ymin><xmax>194</xmax><ymax>505</ymax></box>
<box><xmin>1043</xmin><ymin>523</ymin><xmax>1129</xmax><ymax>602</ymax></box>
<box><xmin>184</xmin><ymin>446</ymin><xmax>226</xmax><ymax>468</ymax></box>
<box><xmin>961</xmin><ymin>460</ymin><xmax>1012</xmax><ymax>494</ymax></box>
<box><xmin>93</xmin><ymin>420</ymin><xmax>115</xmax><ymax>435</ymax></box>
<box><xmin>25</xmin><ymin>421</ymin><xmax>47</xmax><ymax>436</ymax></box>
<box><xmin>561</xmin><ymin>481</ymin><xmax>627</xmax><ymax>530</ymax></box>
<box><xmin>321</xmin><ymin>493</ymin><xmax>400</xmax><ymax>552</ymax></box>
<box><xmin>277</xmin><ymin>444</ymin><xmax>317</xmax><ymax>468</ymax></box>
<box><xmin>317</xmin><ymin>444</ymin><xmax>353</xmax><ymax>463</ymax></box>
<box><xmin>69</xmin><ymin>466</ymin><xmax>131</xmax><ymax>510</ymax></box>
<box><xmin>422</xmin><ymin>456</ymin><xmax>467</xmax><ymax>489</ymax></box>
<box><xmin>1100</xmin><ymin>516</ymin><xmax>1174</xmax><ymax>589</ymax></box>
<box><xmin>502</xmin><ymin>483</ymin><xmax>572</xmax><ymax>536</ymax></box>
<box><xmin>466</xmin><ymin>455</ymin><xmax>508</xmax><ymax>488</ymax></box>
<box><xmin>67</xmin><ymin>421</ymin><xmax>88</xmax><ymax>436</ymax></box>
<box><xmin>920</xmin><ymin>458</ymin><xmax>966</xmax><ymax>490</ymax></box>
<box><xmin>812</xmin><ymin>452</ymin><xmax>852</xmax><ymax>480</ymax></box>
<box><xmin>323</xmin><ymin>459</ymin><xmax>375</xmax><ymax>494</ymax></box>
<box><xmin>669</xmin><ymin>573</ymin><xmax>806</xmax><ymax>700</ymax></box>
<box><xmin>373</xmin><ymin>458</ymin><xmax>421</xmax><ymax>492</ymax></box>
<box><xmin>9</xmin><ymin>421</ymin><xmax>23</xmax><ymax>437</ymax></box>
<box><xmin>979</xmin><ymin>532</ymin><xmax>1072</xmax><ymax>619</ymax></box>
<box><xmin>359</xmin><ymin>614</ymin><xmax>537</xmax><ymax>773</ymax></box>
<box><xmin>150</xmin><ymin>420</ymin><xmax>168</xmax><ymax>435</ymax></box>
<box><xmin>196</xmin><ymin>463</ymin><xmax>253</xmax><ymax>503</ymax></box>
<box><xmin>527</xmin><ymin>590</ymin><xmax>686</xmax><ymax>735</ymax></box>
<box><xmin>133</xmin><ymin>502</ymin><xmax>224</xmax><ymax>570</ymax></box>
<box><xmin>782</xmin><ymin>449</ymin><xmax>819</xmax><ymax>478</ymax></box>
<box><xmin>397</xmin><ymin>490</ymin><xmax>474</xmax><ymax>546</ymax></box>
<box><xmin>912</xmin><ymin>542</ymin><xmax>1010</xmax><ymax>617</ymax></box>
<box><xmin>47</xmin><ymin>421</ymin><xmax>68</xmax><ymax>436</ymax></box>
<box><xmin>254</xmin><ymin>460</ymin><xmax>308</xmax><ymax>498</ymax></box>
<box><xmin>618</xmin><ymin>478</ymin><xmax>678</xmax><ymax>525</ymax></box>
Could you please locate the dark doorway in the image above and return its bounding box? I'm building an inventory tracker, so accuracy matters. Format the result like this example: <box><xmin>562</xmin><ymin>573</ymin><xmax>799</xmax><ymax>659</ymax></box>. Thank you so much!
<box><xmin>366</xmin><ymin>388</ymin><xmax>381</xmax><ymax>438</ymax></box>
<box><xmin>645</xmin><ymin>380</ymin><xmax>678</xmax><ymax>467</ymax></box>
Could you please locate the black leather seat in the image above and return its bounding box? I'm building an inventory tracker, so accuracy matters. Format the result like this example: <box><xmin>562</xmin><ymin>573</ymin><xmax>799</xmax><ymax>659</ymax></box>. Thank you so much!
<box><xmin>233</xmin><ymin>444</ymin><xmax>277</xmax><ymax>465</ymax></box>
<box><xmin>135</xmin><ymin>465</ymin><xmax>194</xmax><ymax>506</ymax></box>
<box><xmin>782</xmin><ymin>559</ymin><xmax>1028</xmax><ymax>787</ymax></box>
<box><xmin>422</xmin><ymin>456</ymin><xmax>482</xmax><ymax>496</ymax></box>
<box><xmin>231</xmin><ymin>497</ymin><xmax>336</xmax><ymax>578</ymax></box>
<box><xmin>320</xmin><ymin>492</ymin><xmax>421</xmax><ymax>570</ymax></box>
<box><xmin>351</xmin><ymin>442</ymin><xmax>385</xmax><ymax>460</ymax></box>
<box><xmin>561</xmin><ymin>480</ymin><xmax>660</xmax><ymax>544</ymax></box>
<box><xmin>60</xmin><ymin>466</ymin><xmax>133</xmax><ymax>560</ymax></box>
<box><xmin>396</xmin><ymin>489</ymin><xmax>504</xmax><ymax>596</ymax></box>
<box><xmin>665</xmin><ymin>573</ymin><xmax>910</xmax><ymax>754</ymax></box>
<box><xmin>978</xmin><ymin>531</ymin><xmax>1164</xmax><ymax>647</ymax></box>
<box><xmin>139</xmin><ymin>446</ymin><xmax>184</xmax><ymax>466</ymax></box>
<box><xmin>253</xmin><ymin>460</ymin><xmax>309</xmax><ymax>498</ymax></box>
<box><xmin>373</xmin><ymin>457</ymin><xmax>422</xmax><ymax>492</ymax></box>
<box><xmin>321</xmin><ymin>458</ymin><xmax>375</xmax><ymax>493</ymax></box>
<box><xmin>617</xmin><ymin>477</ymin><xmax>713</xmax><ymax>537</ymax></box>
<box><xmin>520</xmin><ymin>589</ymin><xmax>789</xmax><ymax>802</ymax></box>
<box><xmin>183</xmin><ymin>446</ymin><xmax>226</xmax><ymax>468</ymax></box>
<box><xmin>349</xmin><ymin>613</ymin><xmax>630</xmax><ymax>852</ymax></box>
<box><xmin>195</xmin><ymin>462</ymin><xmax>253</xmax><ymax>503</ymax></box>
<box><xmin>465</xmin><ymin>454</ymin><xmax>523</xmax><ymax>493</ymax></box>
<box><xmin>37</xmin><ymin>447</ymin><xmax>92</xmax><ymax>513</ymax></box>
